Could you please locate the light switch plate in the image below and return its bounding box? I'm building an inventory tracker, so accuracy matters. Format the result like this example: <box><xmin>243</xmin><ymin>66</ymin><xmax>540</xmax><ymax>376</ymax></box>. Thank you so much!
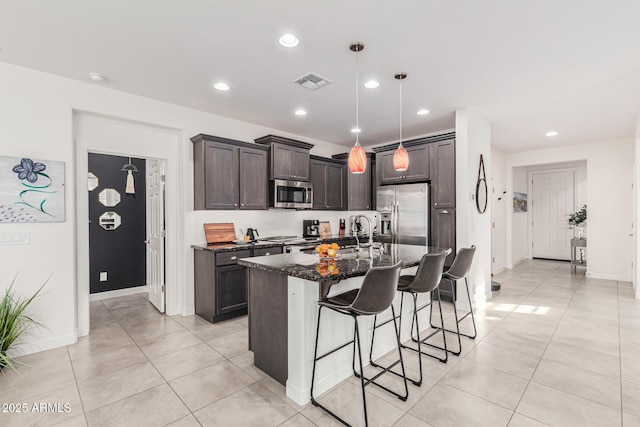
<box><xmin>99</xmin><ymin>272</ymin><xmax>107</xmax><ymax>282</ymax></box>
<box><xmin>0</xmin><ymin>231</ymin><xmax>30</xmax><ymax>245</ymax></box>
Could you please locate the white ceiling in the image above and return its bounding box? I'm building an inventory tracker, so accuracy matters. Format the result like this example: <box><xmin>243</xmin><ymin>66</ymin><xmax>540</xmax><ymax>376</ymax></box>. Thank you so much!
<box><xmin>1</xmin><ymin>0</ymin><xmax>639</xmax><ymax>152</ymax></box>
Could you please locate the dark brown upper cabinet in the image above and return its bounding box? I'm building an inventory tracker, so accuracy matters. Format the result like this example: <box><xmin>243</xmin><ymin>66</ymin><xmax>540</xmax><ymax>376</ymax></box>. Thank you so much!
<box><xmin>192</xmin><ymin>134</ymin><xmax>269</xmax><ymax>210</ymax></box>
<box><xmin>255</xmin><ymin>135</ymin><xmax>314</xmax><ymax>182</ymax></box>
<box><xmin>332</xmin><ymin>152</ymin><xmax>375</xmax><ymax>210</ymax></box>
<box><xmin>429</xmin><ymin>138</ymin><xmax>456</xmax><ymax>208</ymax></box>
<box><xmin>376</xmin><ymin>144</ymin><xmax>430</xmax><ymax>185</ymax></box>
<box><xmin>310</xmin><ymin>156</ymin><xmax>346</xmax><ymax>210</ymax></box>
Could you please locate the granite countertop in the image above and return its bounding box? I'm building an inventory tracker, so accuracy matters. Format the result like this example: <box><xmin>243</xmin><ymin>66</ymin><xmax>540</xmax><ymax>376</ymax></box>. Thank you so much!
<box><xmin>191</xmin><ymin>241</ymin><xmax>284</xmax><ymax>253</ymax></box>
<box><xmin>237</xmin><ymin>243</ymin><xmax>449</xmax><ymax>282</ymax></box>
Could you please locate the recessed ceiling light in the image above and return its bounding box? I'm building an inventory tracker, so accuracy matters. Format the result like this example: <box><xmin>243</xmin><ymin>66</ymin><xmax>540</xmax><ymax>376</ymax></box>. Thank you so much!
<box><xmin>364</xmin><ymin>80</ymin><xmax>379</xmax><ymax>89</ymax></box>
<box><xmin>279</xmin><ymin>34</ymin><xmax>299</xmax><ymax>48</ymax></box>
<box><xmin>545</xmin><ymin>130</ymin><xmax>558</xmax><ymax>137</ymax></box>
<box><xmin>294</xmin><ymin>109</ymin><xmax>307</xmax><ymax>116</ymax></box>
<box><xmin>214</xmin><ymin>82</ymin><xmax>230</xmax><ymax>91</ymax></box>
<box><xmin>417</xmin><ymin>109</ymin><xmax>430</xmax><ymax>116</ymax></box>
<box><xmin>351</xmin><ymin>127</ymin><xmax>361</xmax><ymax>133</ymax></box>
<box><xmin>89</xmin><ymin>72</ymin><xmax>107</xmax><ymax>82</ymax></box>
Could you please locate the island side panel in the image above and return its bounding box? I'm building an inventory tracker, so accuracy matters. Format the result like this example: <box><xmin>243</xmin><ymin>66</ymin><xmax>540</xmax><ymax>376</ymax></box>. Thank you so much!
<box><xmin>248</xmin><ymin>268</ymin><xmax>288</xmax><ymax>385</ymax></box>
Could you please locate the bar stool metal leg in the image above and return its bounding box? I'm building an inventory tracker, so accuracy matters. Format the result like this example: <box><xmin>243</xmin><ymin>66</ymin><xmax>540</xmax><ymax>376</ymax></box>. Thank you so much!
<box><xmin>429</xmin><ymin>277</ymin><xmax>477</xmax><ymax>356</ymax></box>
<box><xmin>407</xmin><ymin>288</ymin><xmax>448</xmax><ymax>364</ymax></box>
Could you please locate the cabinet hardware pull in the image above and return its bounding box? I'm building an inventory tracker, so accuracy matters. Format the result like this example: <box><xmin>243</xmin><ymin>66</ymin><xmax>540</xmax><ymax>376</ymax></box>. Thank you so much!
<box><xmin>434</xmin><ymin>203</ymin><xmax>438</xmax><ymax>206</ymax></box>
<box><xmin>231</xmin><ymin>256</ymin><xmax>237</xmax><ymax>260</ymax></box>
<box><xmin>241</xmin><ymin>203</ymin><xmax>244</xmax><ymax>206</ymax></box>
<box><xmin>441</xmin><ymin>210</ymin><xmax>449</xmax><ymax>214</ymax></box>
<box><xmin>266</xmin><ymin>252</ymin><xmax>271</xmax><ymax>256</ymax></box>
<box><xmin>234</xmin><ymin>203</ymin><xmax>238</xmax><ymax>207</ymax></box>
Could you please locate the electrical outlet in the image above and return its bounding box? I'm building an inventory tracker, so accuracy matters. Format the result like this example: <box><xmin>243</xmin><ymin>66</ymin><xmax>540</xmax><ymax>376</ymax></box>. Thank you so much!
<box><xmin>100</xmin><ymin>272</ymin><xmax>107</xmax><ymax>282</ymax></box>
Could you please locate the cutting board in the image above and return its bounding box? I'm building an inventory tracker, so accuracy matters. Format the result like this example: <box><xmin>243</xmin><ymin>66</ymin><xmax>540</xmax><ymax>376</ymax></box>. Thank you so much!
<box><xmin>204</xmin><ymin>223</ymin><xmax>236</xmax><ymax>244</ymax></box>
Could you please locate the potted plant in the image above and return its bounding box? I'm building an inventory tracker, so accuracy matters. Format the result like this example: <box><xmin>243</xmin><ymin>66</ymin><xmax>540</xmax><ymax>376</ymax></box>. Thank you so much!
<box><xmin>0</xmin><ymin>279</ymin><xmax>45</xmax><ymax>372</ymax></box>
<box><xmin>568</xmin><ymin>205</ymin><xmax>587</xmax><ymax>238</ymax></box>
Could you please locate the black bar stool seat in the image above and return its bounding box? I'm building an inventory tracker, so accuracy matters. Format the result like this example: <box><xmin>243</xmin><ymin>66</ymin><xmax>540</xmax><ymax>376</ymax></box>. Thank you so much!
<box><xmin>310</xmin><ymin>262</ymin><xmax>408</xmax><ymax>427</ymax></box>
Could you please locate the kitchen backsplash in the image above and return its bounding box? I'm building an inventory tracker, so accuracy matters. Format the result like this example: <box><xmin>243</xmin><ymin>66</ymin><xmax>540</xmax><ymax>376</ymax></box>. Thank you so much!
<box><xmin>190</xmin><ymin>209</ymin><xmax>378</xmax><ymax>243</ymax></box>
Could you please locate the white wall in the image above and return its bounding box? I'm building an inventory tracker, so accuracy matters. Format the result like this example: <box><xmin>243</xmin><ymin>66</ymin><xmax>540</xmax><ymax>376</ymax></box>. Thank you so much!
<box><xmin>455</xmin><ymin>109</ymin><xmax>492</xmax><ymax>305</ymax></box>
<box><xmin>507</xmin><ymin>139</ymin><xmax>634</xmax><ymax>281</ymax></box>
<box><xmin>0</xmin><ymin>61</ymin><xmax>372</xmax><ymax>354</ymax></box>
<box><xmin>635</xmin><ymin>114</ymin><xmax>640</xmax><ymax>296</ymax></box>
<box><xmin>511</xmin><ymin>167</ymin><xmax>529</xmax><ymax>263</ymax></box>
<box><xmin>491</xmin><ymin>147</ymin><xmax>507</xmax><ymax>274</ymax></box>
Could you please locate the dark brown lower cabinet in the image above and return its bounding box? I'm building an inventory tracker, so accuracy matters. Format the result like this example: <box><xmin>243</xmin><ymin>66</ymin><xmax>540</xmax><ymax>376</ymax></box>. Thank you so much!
<box><xmin>193</xmin><ymin>246</ymin><xmax>283</xmax><ymax>324</ymax></box>
<box><xmin>216</xmin><ymin>264</ymin><xmax>248</xmax><ymax>315</ymax></box>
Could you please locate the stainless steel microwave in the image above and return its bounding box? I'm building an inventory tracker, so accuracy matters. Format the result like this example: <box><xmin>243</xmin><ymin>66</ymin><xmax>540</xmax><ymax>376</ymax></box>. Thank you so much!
<box><xmin>270</xmin><ymin>179</ymin><xmax>313</xmax><ymax>209</ymax></box>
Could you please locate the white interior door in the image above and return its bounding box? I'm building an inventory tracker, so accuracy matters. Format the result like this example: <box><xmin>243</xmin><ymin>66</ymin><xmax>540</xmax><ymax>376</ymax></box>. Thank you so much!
<box><xmin>146</xmin><ymin>159</ymin><xmax>165</xmax><ymax>312</ymax></box>
<box><xmin>532</xmin><ymin>171</ymin><xmax>574</xmax><ymax>260</ymax></box>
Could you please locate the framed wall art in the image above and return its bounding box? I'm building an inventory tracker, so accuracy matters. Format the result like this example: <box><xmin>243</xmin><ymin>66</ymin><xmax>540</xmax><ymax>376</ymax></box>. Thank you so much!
<box><xmin>0</xmin><ymin>156</ymin><xmax>65</xmax><ymax>223</ymax></box>
<box><xmin>513</xmin><ymin>192</ymin><xmax>527</xmax><ymax>213</ymax></box>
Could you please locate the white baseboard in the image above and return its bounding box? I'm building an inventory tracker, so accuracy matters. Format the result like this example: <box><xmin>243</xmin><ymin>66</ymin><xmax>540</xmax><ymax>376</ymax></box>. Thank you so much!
<box><xmin>586</xmin><ymin>272</ymin><xmax>632</xmax><ymax>282</ymax></box>
<box><xmin>89</xmin><ymin>285</ymin><xmax>147</xmax><ymax>301</ymax></box>
<box><xmin>181</xmin><ymin>306</ymin><xmax>195</xmax><ymax>316</ymax></box>
<box><xmin>287</xmin><ymin>363</ymin><xmax>353</xmax><ymax>406</ymax></box>
<box><xmin>492</xmin><ymin>267</ymin><xmax>506</xmax><ymax>275</ymax></box>
<box><xmin>6</xmin><ymin>331</ymin><xmax>77</xmax><ymax>358</ymax></box>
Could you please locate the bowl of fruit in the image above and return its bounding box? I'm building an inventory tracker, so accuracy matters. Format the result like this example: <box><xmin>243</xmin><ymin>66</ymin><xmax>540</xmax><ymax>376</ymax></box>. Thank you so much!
<box><xmin>315</xmin><ymin>242</ymin><xmax>339</xmax><ymax>259</ymax></box>
<box><xmin>316</xmin><ymin>259</ymin><xmax>339</xmax><ymax>276</ymax></box>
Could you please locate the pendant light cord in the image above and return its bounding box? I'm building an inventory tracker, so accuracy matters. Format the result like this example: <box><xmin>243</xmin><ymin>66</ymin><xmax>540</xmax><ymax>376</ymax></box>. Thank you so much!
<box><xmin>399</xmin><ymin>79</ymin><xmax>402</xmax><ymax>147</ymax></box>
<box><xmin>355</xmin><ymin>44</ymin><xmax>360</xmax><ymax>145</ymax></box>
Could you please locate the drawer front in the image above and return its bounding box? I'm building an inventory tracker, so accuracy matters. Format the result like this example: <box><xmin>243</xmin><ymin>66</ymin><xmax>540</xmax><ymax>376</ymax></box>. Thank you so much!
<box><xmin>253</xmin><ymin>247</ymin><xmax>283</xmax><ymax>257</ymax></box>
<box><xmin>216</xmin><ymin>250</ymin><xmax>251</xmax><ymax>266</ymax></box>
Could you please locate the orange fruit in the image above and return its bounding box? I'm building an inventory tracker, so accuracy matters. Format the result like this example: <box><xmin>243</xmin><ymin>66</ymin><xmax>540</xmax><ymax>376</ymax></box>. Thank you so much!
<box><xmin>330</xmin><ymin>243</ymin><xmax>339</xmax><ymax>250</ymax></box>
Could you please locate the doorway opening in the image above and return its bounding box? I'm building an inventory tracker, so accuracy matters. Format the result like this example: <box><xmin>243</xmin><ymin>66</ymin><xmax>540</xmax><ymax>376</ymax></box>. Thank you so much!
<box><xmin>87</xmin><ymin>153</ymin><xmax>166</xmax><ymax>313</ymax></box>
<box><xmin>74</xmin><ymin>111</ymin><xmax>181</xmax><ymax>337</ymax></box>
<box><xmin>510</xmin><ymin>160</ymin><xmax>587</xmax><ymax>266</ymax></box>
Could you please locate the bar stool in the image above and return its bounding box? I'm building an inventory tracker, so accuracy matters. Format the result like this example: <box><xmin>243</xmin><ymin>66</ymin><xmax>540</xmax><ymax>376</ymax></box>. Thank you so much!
<box><xmin>310</xmin><ymin>262</ymin><xmax>407</xmax><ymax>427</ymax></box>
<box><xmin>369</xmin><ymin>251</ymin><xmax>448</xmax><ymax>387</ymax></box>
<box><xmin>429</xmin><ymin>245</ymin><xmax>477</xmax><ymax>356</ymax></box>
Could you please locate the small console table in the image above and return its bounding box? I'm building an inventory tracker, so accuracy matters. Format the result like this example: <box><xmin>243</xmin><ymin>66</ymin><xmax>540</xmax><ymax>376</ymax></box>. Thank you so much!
<box><xmin>570</xmin><ymin>237</ymin><xmax>587</xmax><ymax>273</ymax></box>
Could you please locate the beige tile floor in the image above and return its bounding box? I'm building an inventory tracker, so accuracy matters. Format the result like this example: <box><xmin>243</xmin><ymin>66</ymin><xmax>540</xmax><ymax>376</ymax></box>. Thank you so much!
<box><xmin>1</xmin><ymin>259</ymin><xmax>639</xmax><ymax>426</ymax></box>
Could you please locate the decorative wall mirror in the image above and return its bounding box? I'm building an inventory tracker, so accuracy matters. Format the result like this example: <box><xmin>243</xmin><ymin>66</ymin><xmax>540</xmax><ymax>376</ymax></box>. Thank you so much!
<box><xmin>99</xmin><ymin>211</ymin><xmax>121</xmax><ymax>230</ymax></box>
<box><xmin>87</xmin><ymin>172</ymin><xmax>99</xmax><ymax>191</ymax></box>
<box><xmin>98</xmin><ymin>188</ymin><xmax>121</xmax><ymax>207</ymax></box>
<box><xmin>476</xmin><ymin>154</ymin><xmax>488</xmax><ymax>214</ymax></box>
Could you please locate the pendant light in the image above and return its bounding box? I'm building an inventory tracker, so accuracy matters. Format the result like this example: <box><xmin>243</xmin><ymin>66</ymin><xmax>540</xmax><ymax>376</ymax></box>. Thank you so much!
<box><xmin>347</xmin><ymin>42</ymin><xmax>366</xmax><ymax>174</ymax></box>
<box><xmin>393</xmin><ymin>72</ymin><xmax>409</xmax><ymax>172</ymax></box>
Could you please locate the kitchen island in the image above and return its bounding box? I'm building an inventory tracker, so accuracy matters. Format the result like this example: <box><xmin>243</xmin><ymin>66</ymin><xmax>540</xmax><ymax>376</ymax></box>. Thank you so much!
<box><xmin>238</xmin><ymin>243</ymin><xmax>449</xmax><ymax>405</ymax></box>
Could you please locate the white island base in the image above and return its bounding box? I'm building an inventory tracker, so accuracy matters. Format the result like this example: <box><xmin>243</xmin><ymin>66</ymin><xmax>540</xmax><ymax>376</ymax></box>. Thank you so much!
<box><xmin>285</xmin><ymin>268</ymin><xmax>431</xmax><ymax>406</ymax></box>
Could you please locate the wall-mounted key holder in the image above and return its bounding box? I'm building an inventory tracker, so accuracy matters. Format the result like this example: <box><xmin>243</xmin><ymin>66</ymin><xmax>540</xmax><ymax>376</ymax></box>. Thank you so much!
<box><xmin>99</xmin><ymin>211</ymin><xmax>121</xmax><ymax>230</ymax></box>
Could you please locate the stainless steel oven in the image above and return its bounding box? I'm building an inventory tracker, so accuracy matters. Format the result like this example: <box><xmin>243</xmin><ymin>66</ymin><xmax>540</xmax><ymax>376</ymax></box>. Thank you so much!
<box><xmin>270</xmin><ymin>179</ymin><xmax>313</xmax><ymax>209</ymax></box>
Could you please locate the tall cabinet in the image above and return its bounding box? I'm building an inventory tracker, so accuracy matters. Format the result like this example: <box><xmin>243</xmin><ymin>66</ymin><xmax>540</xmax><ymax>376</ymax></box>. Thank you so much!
<box><xmin>429</xmin><ymin>138</ymin><xmax>456</xmax><ymax>265</ymax></box>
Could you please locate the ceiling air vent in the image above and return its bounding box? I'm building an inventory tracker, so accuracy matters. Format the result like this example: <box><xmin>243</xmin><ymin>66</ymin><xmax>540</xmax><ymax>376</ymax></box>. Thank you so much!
<box><xmin>293</xmin><ymin>72</ymin><xmax>332</xmax><ymax>91</ymax></box>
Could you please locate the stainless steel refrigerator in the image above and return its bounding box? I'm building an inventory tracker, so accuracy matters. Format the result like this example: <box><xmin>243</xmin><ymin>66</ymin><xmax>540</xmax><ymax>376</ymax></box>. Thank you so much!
<box><xmin>376</xmin><ymin>183</ymin><xmax>429</xmax><ymax>245</ymax></box>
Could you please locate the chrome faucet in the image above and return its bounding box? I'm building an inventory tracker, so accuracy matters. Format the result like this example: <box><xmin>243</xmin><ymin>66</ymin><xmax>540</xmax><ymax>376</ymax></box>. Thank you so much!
<box><xmin>353</xmin><ymin>215</ymin><xmax>373</xmax><ymax>258</ymax></box>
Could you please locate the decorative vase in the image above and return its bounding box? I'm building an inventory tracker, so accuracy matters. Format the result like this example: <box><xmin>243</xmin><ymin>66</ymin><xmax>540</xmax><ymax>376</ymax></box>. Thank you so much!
<box><xmin>577</xmin><ymin>226</ymin><xmax>584</xmax><ymax>239</ymax></box>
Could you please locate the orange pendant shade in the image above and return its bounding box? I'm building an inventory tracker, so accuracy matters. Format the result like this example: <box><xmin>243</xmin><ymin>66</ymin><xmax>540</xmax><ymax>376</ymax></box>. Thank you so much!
<box><xmin>348</xmin><ymin>143</ymin><xmax>367</xmax><ymax>174</ymax></box>
<box><xmin>393</xmin><ymin>145</ymin><xmax>409</xmax><ymax>171</ymax></box>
